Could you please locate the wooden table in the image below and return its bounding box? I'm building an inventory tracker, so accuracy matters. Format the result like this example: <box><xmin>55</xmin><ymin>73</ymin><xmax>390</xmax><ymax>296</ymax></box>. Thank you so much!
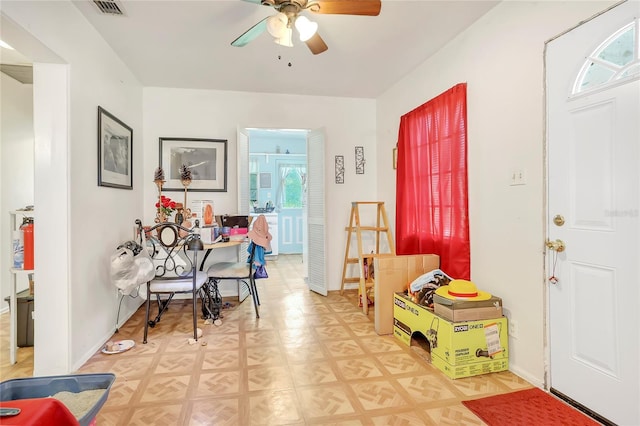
<box><xmin>199</xmin><ymin>239</ymin><xmax>243</xmax><ymax>271</ymax></box>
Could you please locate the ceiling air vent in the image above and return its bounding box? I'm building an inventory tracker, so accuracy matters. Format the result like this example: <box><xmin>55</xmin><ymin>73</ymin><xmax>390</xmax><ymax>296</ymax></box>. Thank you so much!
<box><xmin>93</xmin><ymin>0</ymin><xmax>125</xmax><ymax>16</ymax></box>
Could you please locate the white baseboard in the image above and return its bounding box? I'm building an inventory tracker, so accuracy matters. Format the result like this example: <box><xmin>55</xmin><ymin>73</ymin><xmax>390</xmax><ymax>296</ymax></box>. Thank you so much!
<box><xmin>72</xmin><ymin>297</ymin><xmax>145</xmax><ymax>372</ymax></box>
<box><xmin>509</xmin><ymin>365</ymin><xmax>544</xmax><ymax>389</ymax></box>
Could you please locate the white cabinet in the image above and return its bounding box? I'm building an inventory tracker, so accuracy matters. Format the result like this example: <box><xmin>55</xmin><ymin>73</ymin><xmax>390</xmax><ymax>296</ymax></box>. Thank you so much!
<box><xmin>265</xmin><ymin>213</ymin><xmax>278</xmax><ymax>256</ymax></box>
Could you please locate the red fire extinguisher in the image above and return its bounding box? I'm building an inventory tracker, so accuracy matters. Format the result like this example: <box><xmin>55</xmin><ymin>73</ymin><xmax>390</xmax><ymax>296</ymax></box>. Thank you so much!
<box><xmin>21</xmin><ymin>217</ymin><xmax>34</xmax><ymax>270</ymax></box>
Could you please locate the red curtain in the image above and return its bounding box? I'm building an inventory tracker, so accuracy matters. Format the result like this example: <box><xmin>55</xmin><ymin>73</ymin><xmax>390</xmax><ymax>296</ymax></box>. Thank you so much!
<box><xmin>395</xmin><ymin>83</ymin><xmax>470</xmax><ymax>279</ymax></box>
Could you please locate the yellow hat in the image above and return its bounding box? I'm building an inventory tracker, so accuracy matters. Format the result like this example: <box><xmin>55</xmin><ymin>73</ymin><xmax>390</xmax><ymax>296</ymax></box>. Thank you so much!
<box><xmin>434</xmin><ymin>279</ymin><xmax>491</xmax><ymax>301</ymax></box>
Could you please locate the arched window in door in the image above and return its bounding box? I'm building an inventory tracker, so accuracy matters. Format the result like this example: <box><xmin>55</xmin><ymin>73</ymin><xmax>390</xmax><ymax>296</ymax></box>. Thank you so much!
<box><xmin>276</xmin><ymin>164</ymin><xmax>306</xmax><ymax>209</ymax></box>
<box><xmin>573</xmin><ymin>18</ymin><xmax>639</xmax><ymax>94</ymax></box>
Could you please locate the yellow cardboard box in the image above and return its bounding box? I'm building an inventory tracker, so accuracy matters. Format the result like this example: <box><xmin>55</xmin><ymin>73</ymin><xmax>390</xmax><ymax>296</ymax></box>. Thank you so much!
<box><xmin>393</xmin><ymin>293</ymin><xmax>509</xmax><ymax>379</ymax></box>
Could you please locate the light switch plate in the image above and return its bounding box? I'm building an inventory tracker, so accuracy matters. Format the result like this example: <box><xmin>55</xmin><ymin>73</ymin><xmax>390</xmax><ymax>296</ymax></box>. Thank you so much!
<box><xmin>509</xmin><ymin>168</ymin><xmax>526</xmax><ymax>186</ymax></box>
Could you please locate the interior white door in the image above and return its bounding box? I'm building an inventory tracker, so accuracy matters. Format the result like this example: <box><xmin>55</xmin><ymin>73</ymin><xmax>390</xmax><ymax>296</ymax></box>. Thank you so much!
<box><xmin>546</xmin><ymin>3</ymin><xmax>639</xmax><ymax>425</ymax></box>
<box><xmin>237</xmin><ymin>127</ymin><xmax>251</xmax><ymax>302</ymax></box>
<box><xmin>306</xmin><ymin>128</ymin><xmax>327</xmax><ymax>296</ymax></box>
<box><xmin>237</xmin><ymin>127</ymin><xmax>250</xmax><ymax>215</ymax></box>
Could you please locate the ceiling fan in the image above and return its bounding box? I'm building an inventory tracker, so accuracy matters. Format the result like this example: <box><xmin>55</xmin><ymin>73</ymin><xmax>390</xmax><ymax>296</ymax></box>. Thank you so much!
<box><xmin>231</xmin><ymin>0</ymin><xmax>382</xmax><ymax>55</ymax></box>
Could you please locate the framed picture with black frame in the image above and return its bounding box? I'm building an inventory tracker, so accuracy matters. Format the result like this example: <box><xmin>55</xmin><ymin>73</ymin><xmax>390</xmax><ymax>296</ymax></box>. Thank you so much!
<box><xmin>159</xmin><ymin>137</ymin><xmax>228</xmax><ymax>192</ymax></box>
<box><xmin>98</xmin><ymin>106</ymin><xmax>133</xmax><ymax>189</ymax></box>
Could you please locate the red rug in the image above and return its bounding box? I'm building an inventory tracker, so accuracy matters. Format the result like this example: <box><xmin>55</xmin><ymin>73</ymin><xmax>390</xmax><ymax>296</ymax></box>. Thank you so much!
<box><xmin>462</xmin><ymin>388</ymin><xmax>600</xmax><ymax>426</ymax></box>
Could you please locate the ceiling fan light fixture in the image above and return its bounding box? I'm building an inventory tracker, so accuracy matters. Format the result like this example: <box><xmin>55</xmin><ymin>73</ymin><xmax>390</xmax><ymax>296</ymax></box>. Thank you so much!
<box><xmin>266</xmin><ymin>12</ymin><xmax>288</xmax><ymax>38</ymax></box>
<box><xmin>295</xmin><ymin>16</ymin><xmax>318</xmax><ymax>42</ymax></box>
<box><xmin>274</xmin><ymin>27</ymin><xmax>293</xmax><ymax>47</ymax></box>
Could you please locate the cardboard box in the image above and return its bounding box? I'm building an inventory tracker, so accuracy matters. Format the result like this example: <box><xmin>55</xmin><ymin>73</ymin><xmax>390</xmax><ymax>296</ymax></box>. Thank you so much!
<box><xmin>433</xmin><ymin>294</ymin><xmax>503</xmax><ymax>322</ymax></box>
<box><xmin>432</xmin><ymin>294</ymin><xmax>503</xmax><ymax>309</ymax></box>
<box><xmin>228</xmin><ymin>227</ymin><xmax>248</xmax><ymax>242</ymax></box>
<box><xmin>393</xmin><ymin>293</ymin><xmax>508</xmax><ymax>379</ymax></box>
<box><xmin>373</xmin><ymin>254</ymin><xmax>440</xmax><ymax>335</ymax></box>
<box><xmin>434</xmin><ymin>304</ymin><xmax>503</xmax><ymax>322</ymax></box>
<box><xmin>200</xmin><ymin>225</ymin><xmax>218</xmax><ymax>244</ymax></box>
<box><xmin>230</xmin><ymin>227</ymin><xmax>248</xmax><ymax>235</ymax></box>
<box><xmin>430</xmin><ymin>354</ymin><xmax>509</xmax><ymax>380</ymax></box>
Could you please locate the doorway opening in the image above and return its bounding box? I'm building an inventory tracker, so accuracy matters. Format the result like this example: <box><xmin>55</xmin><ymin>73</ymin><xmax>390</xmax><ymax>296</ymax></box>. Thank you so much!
<box><xmin>248</xmin><ymin>128</ymin><xmax>307</xmax><ymax>256</ymax></box>
<box><xmin>237</xmin><ymin>126</ymin><xmax>328</xmax><ymax>295</ymax></box>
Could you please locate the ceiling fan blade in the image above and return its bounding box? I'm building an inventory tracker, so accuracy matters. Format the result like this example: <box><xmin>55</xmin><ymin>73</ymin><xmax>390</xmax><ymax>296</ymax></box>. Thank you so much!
<box><xmin>309</xmin><ymin>0</ymin><xmax>381</xmax><ymax>16</ymax></box>
<box><xmin>231</xmin><ymin>17</ymin><xmax>269</xmax><ymax>47</ymax></box>
<box><xmin>305</xmin><ymin>32</ymin><xmax>328</xmax><ymax>55</ymax></box>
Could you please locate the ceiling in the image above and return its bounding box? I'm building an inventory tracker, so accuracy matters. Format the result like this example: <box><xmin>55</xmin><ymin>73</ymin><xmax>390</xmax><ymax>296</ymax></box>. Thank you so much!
<box><xmin>3</xmin><ymin>1</ymin><xmax>499</xmax><ymax>97</ymax></box>
<box><xmin>72</xmin><ymin>0</ymin><xmax>499</xmax><ymax>98</ymax></box>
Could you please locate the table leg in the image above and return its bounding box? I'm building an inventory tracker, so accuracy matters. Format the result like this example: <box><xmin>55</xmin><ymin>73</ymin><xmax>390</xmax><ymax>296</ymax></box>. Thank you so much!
<box><xmin>199</xmin><ymin>249</ymin><xmax>212</xmax><ymax>271</ymax></box>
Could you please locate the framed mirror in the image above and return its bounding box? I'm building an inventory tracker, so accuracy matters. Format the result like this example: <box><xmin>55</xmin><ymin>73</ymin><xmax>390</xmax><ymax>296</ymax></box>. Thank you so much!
<box><xmin>158</xmin><ymin>225</ymin><xmax>178</xmax><ymax>247</ymax></box>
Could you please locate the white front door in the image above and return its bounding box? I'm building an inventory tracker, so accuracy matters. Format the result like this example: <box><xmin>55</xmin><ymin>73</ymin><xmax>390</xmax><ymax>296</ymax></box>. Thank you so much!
<box><xmin>546</xmin><ymin>2</ymin><xmax>639</xmax><ymax>425</ymax></box>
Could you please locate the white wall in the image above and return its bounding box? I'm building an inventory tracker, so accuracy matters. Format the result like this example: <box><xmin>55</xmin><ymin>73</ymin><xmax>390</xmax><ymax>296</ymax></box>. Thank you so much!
<box><xmin>2</xmin><ymin>0</ymin><xmax>144</xmax><ymax>373</ymax></box>
<box><xmin>0</xmin><ymin>73</ymin><xmax>34</xmax><ymax>310</ymax></box>
<box><xmin>376</xmin><ymin>1</ymin><xmax>617</xmax><ymax>387</ymax></box>
<box><xmin>143</xmin><ymin>88</ymin><xmax>377</xmax><ymax>289</ymax></box>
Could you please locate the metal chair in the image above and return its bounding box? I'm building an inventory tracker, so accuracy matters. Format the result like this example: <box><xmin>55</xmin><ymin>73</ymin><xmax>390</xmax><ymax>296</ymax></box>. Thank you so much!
<box><xmin>206</xmin><ymin>241</ymin><xmax>261</xmax><ymax>318</ymax></box>
<box><xmin>136</xmin><ymin>219</ymin><xmax>207</xmax><ymax>344</ymax></box>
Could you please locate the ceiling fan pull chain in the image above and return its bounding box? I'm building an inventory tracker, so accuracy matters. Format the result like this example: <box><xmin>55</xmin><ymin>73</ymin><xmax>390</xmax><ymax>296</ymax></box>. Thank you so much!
<box><xmin>276</xmin><ymin>54</ymin><xmax>293</xmax><ymax>67</ymax></box>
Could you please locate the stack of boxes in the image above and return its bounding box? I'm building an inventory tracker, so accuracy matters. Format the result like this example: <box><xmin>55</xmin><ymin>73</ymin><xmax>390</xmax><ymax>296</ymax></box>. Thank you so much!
<box><xmin>393</xmin><ymin>290</ymin><xmax>508</xmax><ymax>379</ymax></box>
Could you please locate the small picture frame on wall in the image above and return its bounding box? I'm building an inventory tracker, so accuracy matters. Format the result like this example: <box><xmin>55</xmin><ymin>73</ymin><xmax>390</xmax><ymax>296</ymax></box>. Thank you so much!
<box><xmin>98</xmin><ymin>106</ymin><xmax>133</xmax><ymax>190</ymax></box>
<box><xmin>159</xmin><ymin>137</ymin><xmax>228</xmax><ymax>192</ymax></box>
<box><xmin>259</xmin><ymin>172</ymin><xmax>272</xmax><ymax>189</ymax></box>
<box><xmin>335</xmin><ymin>155</ymin><xmax>345</xmax><ymax>184</ymax></box>
<box><xmin>355</xmin><ymin>146</ymin><xmax>365</xmax><ymax>174</ymax></box>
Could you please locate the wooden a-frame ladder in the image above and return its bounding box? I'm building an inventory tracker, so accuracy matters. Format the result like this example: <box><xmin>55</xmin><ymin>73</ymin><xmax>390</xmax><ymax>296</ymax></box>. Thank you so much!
<box><xmin>340</xmin><ymin>201</ymin><xmax>396</xmax><ymax>315</ymax></box>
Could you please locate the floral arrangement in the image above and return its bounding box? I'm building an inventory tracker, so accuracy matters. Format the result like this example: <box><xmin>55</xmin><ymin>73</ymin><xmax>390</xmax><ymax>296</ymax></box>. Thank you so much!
<box><xmin>156</xmin><ymin>195</ymin><xmax>177</xmax><ymax>221</ymax></box>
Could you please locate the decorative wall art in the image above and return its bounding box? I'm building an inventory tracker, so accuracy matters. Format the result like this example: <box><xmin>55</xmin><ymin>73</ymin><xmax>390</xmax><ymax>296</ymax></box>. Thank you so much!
<box><xmin>335</xmin><ymin>155</ymin><xmax>345</xmax><ymax>184</ymax></box>
<box><xmin>98</xmin><ymin>106</ymin><xmax>133</xmax><ymax>189</ymax></box>
<box><xmin>259</xmin><ymin>172</ymin><xmax>272</xmax><ymax>189</ymax></box>
<box><xmin>159</xmin><ymin>137</ymin><xmax>228</xmax><ymax>192</ymax></box>
<box><xmin>355</xmin><ymin>146</ymin><xmax>365</xmax><ymax>174</ymax></box>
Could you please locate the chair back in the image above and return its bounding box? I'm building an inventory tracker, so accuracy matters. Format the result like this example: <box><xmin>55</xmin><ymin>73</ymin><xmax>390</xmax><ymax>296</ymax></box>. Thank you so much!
<box><xmin>136</xmin><ymin>219</ymin><xmax>202</xmax><ymax>279</ymax></box>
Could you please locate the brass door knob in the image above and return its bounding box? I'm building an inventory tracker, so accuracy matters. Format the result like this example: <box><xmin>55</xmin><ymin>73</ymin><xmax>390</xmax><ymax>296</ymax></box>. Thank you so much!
<box><xmin>546</xmin><ymin>239</ymin><xmax>566</xmax><ymax>252</ymax></box>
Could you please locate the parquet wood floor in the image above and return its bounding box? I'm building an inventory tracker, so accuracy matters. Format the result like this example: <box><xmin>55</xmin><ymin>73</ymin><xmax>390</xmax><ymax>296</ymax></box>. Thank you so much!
<box><xmin>1</xmin><ymin>254</ymin><xmax>533</xmax><ymax>425</ymax></box>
